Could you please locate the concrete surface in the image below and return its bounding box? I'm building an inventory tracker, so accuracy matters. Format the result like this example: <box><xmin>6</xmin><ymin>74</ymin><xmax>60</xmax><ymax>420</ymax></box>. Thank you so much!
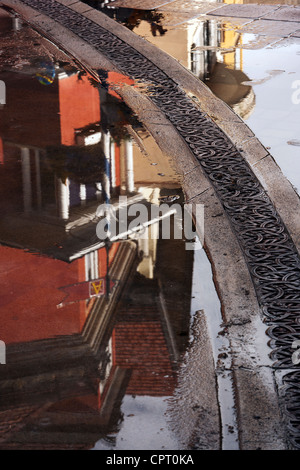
<box><xmin>2</xmin><ymin>0</ymin><xmax>299</xmax><ymax>450</ymax></box>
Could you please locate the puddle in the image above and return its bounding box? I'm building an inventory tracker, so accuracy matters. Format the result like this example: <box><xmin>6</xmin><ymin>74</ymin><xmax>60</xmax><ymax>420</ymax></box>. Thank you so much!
<box><xmin>287</xmin><ymin>139</ymin><xmax>300</xmax><ymax>146</ymax></box>
<box><xmin>90</xmin><ymin>0</ymin><xmax>300</xmax><ymax>194</ymax></box>
<box><xmin>0</xmin><ymin>14</ymin><xmax>230</xmax><ymax>450</ymax></box>
<box><xmin>2</xmin><ymin>0</ymin><xmax>298</xmax><ymax>450</ymax></box>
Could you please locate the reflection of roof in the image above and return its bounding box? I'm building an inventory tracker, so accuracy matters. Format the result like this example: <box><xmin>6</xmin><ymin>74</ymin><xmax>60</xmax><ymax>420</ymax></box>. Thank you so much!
<box><xmin>207</xmin><ymin>62</ymin><xmax>256</xmax><ymax>120</ymax></box>
<box><xmin>114</xmin><ymin>305</ymin><xmax>175</xmax><ymax>397</ymax></box>
<box><xmin>0</xmin><ymin>194</ymin><xmax>177</xmax><ymax>262</ymax></box>
<box><xmin>0</xmin><ymin>194</ymin><xmax>142</xmax><ymax>262</ymax></box>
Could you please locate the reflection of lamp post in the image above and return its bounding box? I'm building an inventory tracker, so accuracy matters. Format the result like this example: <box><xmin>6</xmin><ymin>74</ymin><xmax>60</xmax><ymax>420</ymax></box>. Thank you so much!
<box><xmin>102</xmin><ymin>128</ymin><xmax>113</xmax><ymax>300</ymax></box>
<box><xmin>105</xmin><ymin>238</ymin><xmax>112</xmax><ymax>300</ymax></box>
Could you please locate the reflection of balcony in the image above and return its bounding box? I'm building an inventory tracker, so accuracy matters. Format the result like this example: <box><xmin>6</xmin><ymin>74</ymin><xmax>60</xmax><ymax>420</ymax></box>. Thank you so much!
<box><xmin>0</xmin><ymin>70</ymin><xmax>141</xmax><ymax>260</ymax></box>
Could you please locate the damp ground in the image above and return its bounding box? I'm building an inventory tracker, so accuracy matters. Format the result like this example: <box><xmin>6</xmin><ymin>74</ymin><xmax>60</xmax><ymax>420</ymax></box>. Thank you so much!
<box><xmin>0</xmin><ymin>12</ymin><xmax>236</xmax><ymax>450</ymax></box>
<box><xmin>91</xmin><ymin>0</ymin><xmax>300</xmax><ymax>194</ymax></box>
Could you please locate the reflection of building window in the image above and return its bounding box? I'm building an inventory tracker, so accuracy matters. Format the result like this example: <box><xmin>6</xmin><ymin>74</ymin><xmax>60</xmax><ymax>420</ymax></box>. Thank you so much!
<box><xmin>76</xmin><ymin>130</ymin><xmax>101</xmax><ymax>147</ymax></box>
<box><xmin>85</xmin><ymin>250</ymin><xmax>99</xmax><ymax>281</ymax></box>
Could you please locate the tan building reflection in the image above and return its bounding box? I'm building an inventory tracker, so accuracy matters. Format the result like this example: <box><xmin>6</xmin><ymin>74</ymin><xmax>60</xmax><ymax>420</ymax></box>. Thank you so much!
<box><xmin>114</xmin><ymin>0</ymin><xmax>255</xmax><ymax>119</ymax></box>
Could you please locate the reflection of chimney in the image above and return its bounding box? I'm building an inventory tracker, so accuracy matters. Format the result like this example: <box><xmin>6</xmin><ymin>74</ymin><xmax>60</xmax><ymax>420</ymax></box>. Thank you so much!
<box><xmin>57</xmin><ymin>177</ymin><xmax>70</xmax><ymax>220</ymax></box>
<box><xmin>125</xmin><ymin>139</ymin><xmax>134</xmax><ymax>194</ymax></box>
<box><xmin>21</xmin><ymin>147</ymin><xmax>32</xmax><ymax>213</ymax></box>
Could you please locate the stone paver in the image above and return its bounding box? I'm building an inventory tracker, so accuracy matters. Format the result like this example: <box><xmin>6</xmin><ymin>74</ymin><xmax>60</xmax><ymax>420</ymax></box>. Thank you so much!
<box><xmin>69</xmin><ymin>1</ymin><xmax>93</xmax><ymax>13</ymax></box>
<box><xmin>240</xmin><ymin>18</ymin><xmax>300</xmax><ymax>36</ymax></box>
<box><xmin>59</xmin><ymin>0</ymin><xmax>81</xmax><ymax>6</ymax></box>
<box><xmin>263</xmin><ymin>5</ymin><xmax>300</xmax><ymax>22</ymax></box>
<box><xmin>159</xmin><ymin>10</ymin><xmax>204</xmax><ymax>26</ymax></box>
<box><xmin>157</xmin><ymin>0</ymin><xmax>220</xmax><ymax>14</ymax></box>
<box><xmin>207</xmin><ymin>3</ymin><xmax>281</xmax><ymax>19</ymax></box>
<box><xmin>211</xmin><ymin>16</ymin><xmax>253</xmax><ymax>27</ymax></box>
<box><xmin>236</xmin><ymin>34</ymin><xmax>281</xmax><ymax>49</ymax></box>
<box><xmin>105</xmin><ymin>0</ymin><xmax>174</xmax><ymax>9</ymax></box>
<box><xmin>106</xmin><ymin>0</ymin><xmax>300</xmax><ymax>37</ymax></box>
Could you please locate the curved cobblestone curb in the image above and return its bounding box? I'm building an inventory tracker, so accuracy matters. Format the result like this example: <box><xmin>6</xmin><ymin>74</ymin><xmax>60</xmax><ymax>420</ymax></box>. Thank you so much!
<box><xmin>2</xmin><ymin>0</ymin><xmax>300</xmax><ymax>449</ymax></box>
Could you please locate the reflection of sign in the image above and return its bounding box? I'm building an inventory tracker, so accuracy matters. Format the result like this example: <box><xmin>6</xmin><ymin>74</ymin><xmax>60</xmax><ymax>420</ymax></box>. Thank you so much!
<box><xmin>57</xmin><ymin>278</ymin><xmax>117</xmax><ymax>308</ymax></box>
<box><xmin>89</xmin><ymin>279</ymin><xmax>104</xmax><ymax>297</ymax></box>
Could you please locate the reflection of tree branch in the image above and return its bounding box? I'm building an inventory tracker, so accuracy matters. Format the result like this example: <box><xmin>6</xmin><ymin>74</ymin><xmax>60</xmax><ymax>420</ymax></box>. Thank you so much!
<box><xmin>87</xmin><ymin>75</ymin><xmax>141</xmax><ymax>143</ymax></box>
<box><xmin>96</xmin><ymin>4</ymin><xmax>168</xmax><ymax>37</ymax></box>
<box><xmin>125</xmin><ymin>10</ymin><xmax>167</xmax><ymax>37</ymax></box>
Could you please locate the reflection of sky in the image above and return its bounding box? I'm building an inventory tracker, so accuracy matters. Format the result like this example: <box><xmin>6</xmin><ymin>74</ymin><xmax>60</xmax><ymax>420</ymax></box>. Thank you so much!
<box><xmin>239</xmin><ymin>35</ymin><xmax>300</xmax><ymax>193</ymax></box>
<box><xmin>93</xmin><ymin>395</ymin><xmax>180</xmax><ymax>450</ymax></box>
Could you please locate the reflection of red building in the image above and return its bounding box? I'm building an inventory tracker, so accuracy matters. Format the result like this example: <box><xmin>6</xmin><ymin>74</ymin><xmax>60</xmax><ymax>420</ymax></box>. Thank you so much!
<box><xmin>59</xmin><ymin>73</ymin><xmax>100</xmax><ymax>147</ymax></box>
<box><xmin>0</xmin><ymin>252</ymin><xmax>178</xmax><ymax>450</ymax></box>
<box><xmin>0</xmin><ymin>63</ymin><xmax>140</xmax><ymax>259</ymax></box>
<box><xmin>0</xmin><ymin>243</ymin><xmax>119</xmax><ymax>344</ymax></box>
<box><xmin>0</xmin><ymin>21</ymin><xmax>187</xmax><ymax>450</ymax></box>
<box><xmin>0</xmin><ymin>70</ymin><xmax>100</xmax><ymax>149</ymax></box>
<box><xmin>0</xmin><ymin>68</ymin><xmax>123</xmax><ymax>216</ymax></box>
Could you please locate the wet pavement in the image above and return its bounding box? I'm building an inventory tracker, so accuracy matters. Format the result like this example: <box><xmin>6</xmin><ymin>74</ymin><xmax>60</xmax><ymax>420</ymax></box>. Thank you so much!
<box><xmin>0</xmin><ymin>14</ymin><xmax>232</xmax><ymax>450</ymax></box>
<box><xmin>95</xmin><ymin>0</ymin><xmax>300</xmax><ymax>194</ymax></box>
<box><xmin>0</xmin><ymin>0</ymin><xmax>300</xmax><ymax>452</ymax></box>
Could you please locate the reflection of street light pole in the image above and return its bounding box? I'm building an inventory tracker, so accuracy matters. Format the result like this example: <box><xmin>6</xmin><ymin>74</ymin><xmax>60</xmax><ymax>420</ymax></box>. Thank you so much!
<box><xmin>105</xmin><ymin>238</ymin><xmax>112</xmax><ymax>300</ymax></box>
<box><xmin>102</xmin><ymin>128</ymin><xmax>112</xmax><ymax>300</ymax></box>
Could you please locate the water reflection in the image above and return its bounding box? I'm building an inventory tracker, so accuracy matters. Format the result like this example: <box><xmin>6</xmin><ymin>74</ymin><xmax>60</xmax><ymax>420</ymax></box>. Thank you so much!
<box><xmin>94</xmin><ymin>1</ymin><xmax>300</xmax><ymax>192</ymax></box>
<box><xmin>0</xmin><ymin>15</ymin><xmax>196</xmax><ymax>450</ymax></box>
<box><xmin>88</xmin><ymin>1</ymin><xmax>256</xmax><ymax>119</ymax></box>
<box><xmin>94</xmin><ymin>4</ymin><xmax>168</xmax><ymax>36</ymax></box>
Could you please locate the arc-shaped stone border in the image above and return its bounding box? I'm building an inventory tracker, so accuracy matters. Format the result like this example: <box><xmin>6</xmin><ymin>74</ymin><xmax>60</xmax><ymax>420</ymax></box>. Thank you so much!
<box><xmin>2</xmin><ymin>0</ymin><xmax>300</xmax><ymax>449</ymax></box>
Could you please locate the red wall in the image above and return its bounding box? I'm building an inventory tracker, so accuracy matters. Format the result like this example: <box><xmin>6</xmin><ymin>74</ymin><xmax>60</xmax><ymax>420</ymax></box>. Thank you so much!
<box><xmin>0</xmin><ymin>246</ymin><xmax>86</xmax><ymax>344</ymax></box>
<box><xmin>59</xmin><ymin>74</ymin><xmax>101</xmax><ymax>146</ymax></box>
<box><xmin>0</xmin><ymin>243</ymin><xmax>119</xmax><ymax>345</ymax></box>
<box><xmin>0</xmin><ymin>137</ymin><xmax>4</xmax><ymax>165</ymax></box>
